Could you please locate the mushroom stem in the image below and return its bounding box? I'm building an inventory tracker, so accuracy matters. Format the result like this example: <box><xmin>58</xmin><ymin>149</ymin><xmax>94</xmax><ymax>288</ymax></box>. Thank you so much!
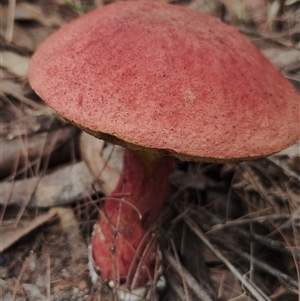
<box><xmin>91</xmin><ymin>148</ymin><xmax>174</xmax><ymax>289</ymax></box>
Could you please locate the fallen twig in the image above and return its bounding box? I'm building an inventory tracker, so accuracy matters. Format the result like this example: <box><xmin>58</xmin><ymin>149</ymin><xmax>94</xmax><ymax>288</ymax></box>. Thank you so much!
<box><xmin>184</xmin><ymin>216</ymin><xmax>272</xmax><ymax>301</ymax></box>
<box><xmin>219</xmin><ymin>240</ymin><xmax>299</xmax><ymax>289</ymax></box>
<box><xmin>164</xmin><ymin>248</ymin><xmax>215</xmax><ymax>301</ymax></box>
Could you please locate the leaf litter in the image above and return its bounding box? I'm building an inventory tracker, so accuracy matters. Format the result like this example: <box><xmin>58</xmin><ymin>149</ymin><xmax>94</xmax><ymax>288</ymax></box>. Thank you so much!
<box><xmin>0</xmin><ymin>0</ymin><xmax>299</xmax><ymax>300</ymax></box>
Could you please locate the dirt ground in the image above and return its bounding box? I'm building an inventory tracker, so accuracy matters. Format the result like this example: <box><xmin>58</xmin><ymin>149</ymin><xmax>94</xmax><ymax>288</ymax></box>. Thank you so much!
<box><xmin>1</xmin><ymin>0</ymin><xmax>299</xmax><ymax>300</ymax></box>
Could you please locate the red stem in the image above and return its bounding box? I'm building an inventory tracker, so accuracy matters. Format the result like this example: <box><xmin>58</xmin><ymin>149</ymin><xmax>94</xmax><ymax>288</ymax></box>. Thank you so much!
<box><xmin>91</xmin><ymin>149</ymin><xmax>174</xmax><ymax>288</ymax></box>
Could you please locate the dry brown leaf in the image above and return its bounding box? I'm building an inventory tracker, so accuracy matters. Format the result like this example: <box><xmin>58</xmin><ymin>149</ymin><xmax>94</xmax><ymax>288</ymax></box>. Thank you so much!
<box><xmin>0</xmin><ymin>161</ymin><xmax>96</xmax><ymax>207</ymax></box>
<box><xmin>267</xmin><ymin>0</ymin><xmax>282</xmax><ymax>24</ymax></box>
<box><xmin>1</xmin><ymin>87</ymin><xmax>45</xmax><ymax>111</ymax></box>
<box><xmin>262</xmin><ymin>48</ymin><xmax>300</xmax><ymax>70</ymax></box>
<box><xmin>285</xmin><ymin>0</ymin><xmax>300</xmax><ymax>4</ymax></box>
<box><xmin>3</xmin><ymin>26</ymin><xmax>53</xmax><ymax>52</ymax></box>
<box><xmin>0</xmin><ymin>208</ymin><xmax>57</xmax><ymax>252</ymax></box>
<box><xmin>102</xmin><ymin>143</ymin><xmax>124</xmax><ymax>173</ymax></box>
<box><xmin>210</xmin><ymin>269</ymin><xmax>245</xmax><ymax>300</ymax></box>
<box><xmin>1</xmin><ymin>99</ymin><xmax>57</xmax><ymax>140</ymax></box>
<box><xmin>0</xmin><ymin>9</ymin><xmax>55</xmax><ymax>52</ymax></box>
<box><xmin>94</xmin><ymin>0</ymin><xmax>105</xmax><ymax>7</ymax></box>
<box><xmin>269</xmin><ymin>285</ymin><xmax>299</xmax><ymax>301</ymax></box>
<box><xmin>1</xmin><ymin>66</ymin><xmax>31</xmax><ymax>97</ymax></box>
<box><xmin>0</xmin><ymin>127</ymin><xmax>77</xmax><ymax>178</ymax></box>
<box><xmin>1</xmin><ymin>133</ymin><xmax>123</xmax><ymax>207</ymax></box>
<box><xmin>201</xmin><ymin>245</ymin><xmax>219</xmax><ymax>264</ymax></box>
<box><xmin>222</xmin><ymin>0</ymin><xmax>268</xmax><ymax>28</ymax></box>
<box><xmin>229</xmin><ymin>293</ymin><xmax>256</xmax><ymax>301</ymax></box>
<box><xmin>275</xmin><ymin>142</ymin><xmax>300</xmax><ymax>158</ymax></box>
<box><xmin>14</xmin><ymin>2</ymin><xmax>63</xmax><ymax>27</ymax></box>
<box><xmin>1</xmin><ymin>51</ymin><xmax>29</xmax><ymax>78</ymax></box>
<box><xmin>188</xmin><ymin>0</ymin><xmax>220</xmax><ymax>15</ymax></box>
<box><xmin>79</xmin><ymin>132</ymin><xmax>121</xmax><ymax>195</ymax></box>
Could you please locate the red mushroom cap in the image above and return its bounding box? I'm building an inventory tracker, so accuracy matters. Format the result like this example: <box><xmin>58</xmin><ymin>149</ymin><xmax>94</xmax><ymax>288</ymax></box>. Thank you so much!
<box><xmin>28</xmin><ymin>1</ymin><xmax>299</xmax><ymax>162</ymax></box>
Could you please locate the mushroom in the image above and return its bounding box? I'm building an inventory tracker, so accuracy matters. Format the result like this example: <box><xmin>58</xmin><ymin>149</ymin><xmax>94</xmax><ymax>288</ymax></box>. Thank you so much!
<box><xmin>28</xmin><ymin>1</ymin><xmax>299</xmax><ymax>299</ymax></box>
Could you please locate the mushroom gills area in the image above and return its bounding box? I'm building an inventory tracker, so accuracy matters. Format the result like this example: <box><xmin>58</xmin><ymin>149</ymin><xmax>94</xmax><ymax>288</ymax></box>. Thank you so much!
<box><xmin>91</xmin><ymin>149</ymin><xmax>174</xmax><ymax>289</ymax></box>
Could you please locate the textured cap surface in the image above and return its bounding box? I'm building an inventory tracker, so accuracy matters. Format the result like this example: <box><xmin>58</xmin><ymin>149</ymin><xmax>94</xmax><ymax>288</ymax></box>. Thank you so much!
<box><xmin>28</xmin><ymin>1</ymin><xmax>299</xmax><ymax>161</ymax></box>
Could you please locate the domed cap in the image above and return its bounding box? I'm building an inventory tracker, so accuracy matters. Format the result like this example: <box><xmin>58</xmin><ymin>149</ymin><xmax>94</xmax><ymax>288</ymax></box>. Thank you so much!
<box><xmin>28</xmin><ymin>1</ymin><xmax>299</xmax><ymax>162</ymax></box>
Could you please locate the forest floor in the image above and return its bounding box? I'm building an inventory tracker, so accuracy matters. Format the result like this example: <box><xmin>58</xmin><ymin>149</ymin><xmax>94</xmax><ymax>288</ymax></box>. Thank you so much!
<box><xmin>1</xmin><ymin>0</ymin><xmax>300</xmax><ymax>300</ymax></box>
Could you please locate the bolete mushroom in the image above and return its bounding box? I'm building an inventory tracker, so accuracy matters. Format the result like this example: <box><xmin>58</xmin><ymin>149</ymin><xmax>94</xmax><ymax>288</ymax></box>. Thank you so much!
<box><xmin>28</xmin><ymin>1</ymin><xmax>299</xmax><ymax>299</ymax></box>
